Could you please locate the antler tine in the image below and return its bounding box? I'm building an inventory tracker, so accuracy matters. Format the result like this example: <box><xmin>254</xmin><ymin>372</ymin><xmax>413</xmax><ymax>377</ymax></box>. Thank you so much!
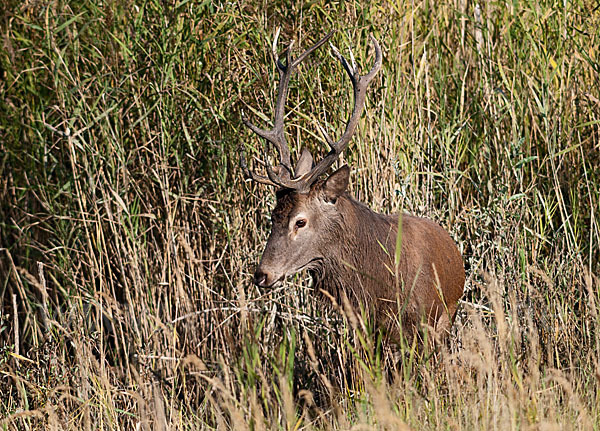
<box><xmin>297</xmin><ymin>34</ymin><xmax>382</xmax><ymax>188</ymax></box>
<box><xmin>242</xmin><ymin>31</ymin><xmax>334</xmax><ymax>189</ymax></box>
<box><xmin>240</xmin><ymin>145</ymin><xmax>281</xmax><ymax>187</ymax></box>
<box><xmin>290</xmin><ymin>32</ymin><xmax>333</xmax><ymax>68</ymax></box>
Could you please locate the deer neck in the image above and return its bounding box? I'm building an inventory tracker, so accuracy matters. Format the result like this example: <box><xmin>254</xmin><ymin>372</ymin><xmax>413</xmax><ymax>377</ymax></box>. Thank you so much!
<box><xmin>312</xmin><ymin>194</ymin><xmax>397</xmax><ymax>303</ymax></box>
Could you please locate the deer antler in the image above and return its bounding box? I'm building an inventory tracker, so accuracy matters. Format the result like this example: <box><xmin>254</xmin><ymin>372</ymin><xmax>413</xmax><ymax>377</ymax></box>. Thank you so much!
<box><xmin>241</xmin><ymin>31</ymin><xmax>382</xmax><ymax>191</ymax></box>
<box><xmin>240</xmin><ymin>30</ymin><xmax>333</xmax><ymax>188</ymax></box>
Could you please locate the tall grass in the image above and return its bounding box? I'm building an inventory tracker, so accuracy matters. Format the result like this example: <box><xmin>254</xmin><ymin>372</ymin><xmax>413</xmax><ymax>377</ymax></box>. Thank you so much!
<box><xmin>1</xmin><ymin>0</ymin><xmax>599</xmax><ymax>429</ymax></box>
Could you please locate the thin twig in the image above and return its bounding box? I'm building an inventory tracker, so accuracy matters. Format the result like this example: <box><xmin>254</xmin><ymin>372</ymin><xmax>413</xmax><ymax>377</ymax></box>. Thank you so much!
<box><xmin>12</xmin><ymin>294</ymin><xmax>19</xmax><ymax>356</ymax></box>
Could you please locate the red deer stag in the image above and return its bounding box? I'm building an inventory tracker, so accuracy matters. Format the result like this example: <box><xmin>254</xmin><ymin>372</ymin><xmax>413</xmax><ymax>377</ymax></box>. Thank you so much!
<box><xmin>241</xmin><ymin>32</ymin><xmax>465</xmax><ymax>342</ymax></box>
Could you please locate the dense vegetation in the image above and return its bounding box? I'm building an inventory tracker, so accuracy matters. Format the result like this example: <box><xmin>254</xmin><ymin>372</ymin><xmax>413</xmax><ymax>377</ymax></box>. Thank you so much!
<box><xmin>1</xmin><ymin>0</ymin><xmax>598</xmax><ymax>429</ymax></box>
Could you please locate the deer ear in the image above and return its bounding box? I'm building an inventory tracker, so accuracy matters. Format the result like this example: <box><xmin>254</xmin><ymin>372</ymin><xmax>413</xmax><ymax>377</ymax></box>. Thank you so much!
<box><xmin>294</xmin><ymin>148</ymin><xmax>313</xmax><ymax>178</ymax></box>
<box><xmin>323</xmin><ymin>165</ymin><xmax>350</xmax><ymax>202</ymax></box>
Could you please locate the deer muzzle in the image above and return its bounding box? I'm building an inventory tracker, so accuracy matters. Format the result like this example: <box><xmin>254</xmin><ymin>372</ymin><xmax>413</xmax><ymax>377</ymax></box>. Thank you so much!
<box><xmin>253</xmin><ymin>268</ymin><xmax>280</xmax><ymax>288</ymax></box>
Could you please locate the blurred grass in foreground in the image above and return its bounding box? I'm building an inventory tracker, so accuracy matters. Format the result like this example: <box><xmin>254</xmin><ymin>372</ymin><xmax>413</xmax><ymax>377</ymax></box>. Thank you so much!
<box><xmin>0</xmin><ymin>0</ymin><xmax>599</xmax><ymax>429</ymax></box>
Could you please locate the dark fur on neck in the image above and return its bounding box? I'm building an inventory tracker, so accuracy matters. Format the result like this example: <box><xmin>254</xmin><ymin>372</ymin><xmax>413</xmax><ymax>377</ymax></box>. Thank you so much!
<box><xmin>309</xmin><ymin>194</ymin><xmax>408</xmax><ymax>336</ymax></box>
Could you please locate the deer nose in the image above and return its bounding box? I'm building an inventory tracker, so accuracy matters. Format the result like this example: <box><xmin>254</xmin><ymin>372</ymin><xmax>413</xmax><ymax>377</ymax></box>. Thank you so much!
<box><xmin>253</xmin><ymin>269</ymin><xmax>270</xmax><ymax>287</ymax></box>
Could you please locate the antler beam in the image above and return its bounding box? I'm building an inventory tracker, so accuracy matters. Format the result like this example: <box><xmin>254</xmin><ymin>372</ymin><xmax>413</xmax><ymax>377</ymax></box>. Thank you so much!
<box><xmin>241</xmin><ymin>32</ymin><xmax>382</xmax><ymax>191</ymax></box>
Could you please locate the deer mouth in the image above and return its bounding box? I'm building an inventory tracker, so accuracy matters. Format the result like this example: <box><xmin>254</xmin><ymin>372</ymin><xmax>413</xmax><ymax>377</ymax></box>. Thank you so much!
<box><xmin>257</xmin><ymin>259</ymin><xmax>323</xmax><ymax>289</ymax></box>
<box><xmin>257</xmin><ymin>273</ymin><xmax>285</xmax><ymax>289</ymax></box>
<box><xmin>294</xmin><ymin>257</ymin><xmax>323</xmax><ymax>274</ymax></box>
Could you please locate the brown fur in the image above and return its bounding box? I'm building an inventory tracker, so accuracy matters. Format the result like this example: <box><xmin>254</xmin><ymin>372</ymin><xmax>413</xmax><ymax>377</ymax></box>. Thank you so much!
<box><xmin>255</xmin><ymin>170</ymin><xmax>465</xmax><ymax>343</ymax></box>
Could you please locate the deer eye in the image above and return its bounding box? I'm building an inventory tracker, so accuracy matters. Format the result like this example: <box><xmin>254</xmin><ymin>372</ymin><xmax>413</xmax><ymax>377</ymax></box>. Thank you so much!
<box><xmin>295</xmin><ymin>219</ymin><xmax>307</xmax><ymax>229</ymax></box>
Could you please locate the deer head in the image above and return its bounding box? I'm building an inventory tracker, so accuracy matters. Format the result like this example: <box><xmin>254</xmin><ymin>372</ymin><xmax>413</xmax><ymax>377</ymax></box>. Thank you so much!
<box><xmin>241</xmin><ymin>31</ymin><xmax>382</xmax><ymax>287</ymax></box>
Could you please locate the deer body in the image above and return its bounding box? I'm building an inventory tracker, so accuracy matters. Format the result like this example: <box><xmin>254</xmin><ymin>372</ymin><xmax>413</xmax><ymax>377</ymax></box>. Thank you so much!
<box><xmin>318</xmin><ymin>198</ymin><xmax>464</xmax><ymax>338</ymax></box>
<box><xmin>242</xmin><ymin>32</ymin><xmax>465</xmax><ymax>341</ymax></box>
<box><xmin>254</xmin><ymin>168</ymin><xmax>464</xmax><ymax>340</ymax></box>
